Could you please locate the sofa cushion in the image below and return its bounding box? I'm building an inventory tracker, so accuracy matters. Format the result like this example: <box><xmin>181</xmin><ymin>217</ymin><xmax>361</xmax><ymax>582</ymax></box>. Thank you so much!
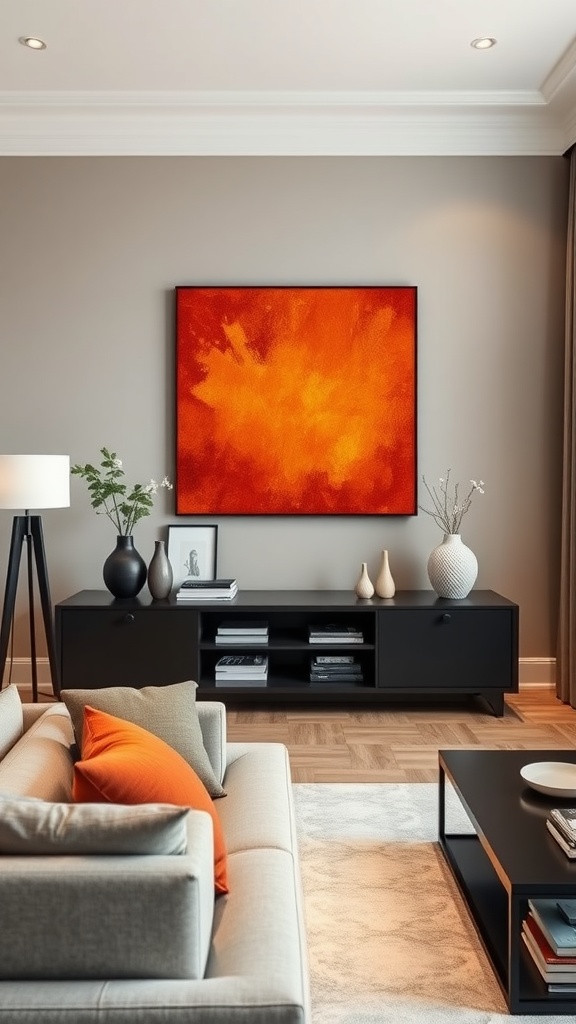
<box><xmin>74</xmin><ymin>706</ymin><xmax>229</xmax><ymax>894</ymax></box>
<box><xmin>0</xmin><ymin>704</ymin><xmax>74</xmax><ymax>801</ymax></box>
<box><xmin>61</xmin><ymin>680</ymin><xmax>225</xmax><ymax>799</ymax></box>
<box><xmin>0</xmin><ymin>797</ymin><xmax>189</xmax><ymax>855</ymax></box>
<box><xmin>0</xmin><ymin>684</ymin><xmax>23</xmax><ymax>760</ymax></box>
<box><xmin>221</xmin><ymin>742</ymin><xmax>296</xmax><ymax>855</ymax></box>
<box><xmin>0</xmin><ymin>808</ymin><xmax>215</xmax><ymax>981</ymax></box>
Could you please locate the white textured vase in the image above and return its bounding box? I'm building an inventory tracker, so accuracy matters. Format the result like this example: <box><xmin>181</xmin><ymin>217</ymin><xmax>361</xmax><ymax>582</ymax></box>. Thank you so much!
<box><xmin>354</xmin><ymin>562</ymin><xmax>374</xmax><ymax>599</ymax></box>
<box><xmin>427</xmin><ymin>533</ymin><xmax>478</xmax><ymax>600</ymax></box>
<box><xmin>375</xmin><ymin>549</ymin><xmax>395</xmax><ymax>598</ymax></box>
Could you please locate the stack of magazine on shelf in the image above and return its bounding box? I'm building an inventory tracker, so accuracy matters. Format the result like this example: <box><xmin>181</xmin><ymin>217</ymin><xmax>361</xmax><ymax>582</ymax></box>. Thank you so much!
<box><xmin>215</xmin><ymin>620</ymin><xmax>269</xmax><ymax>645</ymax></box>
<box><xmin>308</xmin><ymin>624</ymin><xmax>364</xmax><ymax>644</ymax></box>
<box><xmin>214</xmin><ymin>654</ymin><xmax>268</xmax><ymax>687</ymax></box>
<box><xmin>176</xmin><ymin>579</ymin><xmax>238</xmax><ymax>601</ymax></box>
<box><xmin>546</xmin><ymin>808</ymin><xmax>576</xmax><ymax>859</ymax></box>
<box><xmin>521</xmin><ymin>899</ymin><xmax>576</xmax><ymax>993</ymax></box>
<box><xmin>309</xmin><ymin>654</ymin><xmax>364</xmax><ymax>684</ymax></box>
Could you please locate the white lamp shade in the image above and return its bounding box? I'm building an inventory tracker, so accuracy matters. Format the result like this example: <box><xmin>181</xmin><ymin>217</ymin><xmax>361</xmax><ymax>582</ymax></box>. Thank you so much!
<box><xmin>0</xmin><ymin>455</ymin><xmax>70</xmax><ymax>510</ymax></box>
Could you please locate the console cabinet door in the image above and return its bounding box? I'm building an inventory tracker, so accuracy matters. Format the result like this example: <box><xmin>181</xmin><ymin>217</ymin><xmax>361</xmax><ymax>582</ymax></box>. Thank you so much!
<box><xmin>58</xmin><ymin>608</ymin><xmax>199</xmax><ymax>689</ymax></box>
<box><xmin>378</xmin><ymin>608</ymin><xmax>516</xmax><ymax>691</ymax></box>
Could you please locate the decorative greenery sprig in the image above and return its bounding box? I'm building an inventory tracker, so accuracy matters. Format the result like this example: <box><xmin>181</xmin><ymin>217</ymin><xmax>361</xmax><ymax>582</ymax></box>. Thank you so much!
<box><xmin>71</xmin><ymin>447</ymin><xmax>172</xmax><ymax>536</ymax></box>
<box><xmin>419</xmin><ymin>469</ymin><xmax>484</xmax><ymax>535</ymax></box>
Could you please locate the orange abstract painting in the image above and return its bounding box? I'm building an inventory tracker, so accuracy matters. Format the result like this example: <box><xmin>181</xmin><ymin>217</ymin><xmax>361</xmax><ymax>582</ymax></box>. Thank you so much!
<box><xmin>175</xmin><ymin>286</ymin><xmax>417</xmax><ymax>515</ymax></box>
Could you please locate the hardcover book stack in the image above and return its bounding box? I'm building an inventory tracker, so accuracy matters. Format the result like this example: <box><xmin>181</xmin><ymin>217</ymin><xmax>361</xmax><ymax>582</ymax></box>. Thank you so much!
<box><xmin>546</xmin><ymin>807</ymin><xmax>576</xmax><ymax>859</ymax></box>
<box><xmin>215</xmin><ymin>620</ymin><xmax>269</xmax><ymax>645</ymax></box>
<box><xmin>176</xmin><ymin>578</ymin><xmax>238</xmax><ymax>601</ymax></box>
<box><xmin>522</xmin><ymin>899</ymin><xmax>576</xmax><ymax>993</ymax></box>
<box><xmin>308</xmin><ymin>624</ymin><xmax>364</xmax><ymax>644</ymax></box>
<box><xmin>214</xmin><ymin>654</ymin><xmax>268</xmax><ymax>687</ymax></box>
<box><xmin>309</xmin><ymin>655</ymin><xmax>364</xmax><ymax>684</ymax></box>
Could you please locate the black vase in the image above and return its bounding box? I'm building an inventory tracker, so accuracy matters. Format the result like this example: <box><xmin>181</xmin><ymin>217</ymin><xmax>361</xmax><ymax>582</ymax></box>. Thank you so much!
<box><xmin>103</xmin><ymin>535</ymin><xmax>147</xmax><ymax>599</ymax></box>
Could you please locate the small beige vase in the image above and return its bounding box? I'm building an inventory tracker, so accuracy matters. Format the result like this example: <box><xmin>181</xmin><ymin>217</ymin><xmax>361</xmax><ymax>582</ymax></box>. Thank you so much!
<box><xmin>354</xmin><ymin>562</ymin><xmax>374</xmax><ymax>599</ymax></box>
<box><xmin>375</xmin><ymin>549</ymin><xmax>395</xmax><ymax>598</ymax></box>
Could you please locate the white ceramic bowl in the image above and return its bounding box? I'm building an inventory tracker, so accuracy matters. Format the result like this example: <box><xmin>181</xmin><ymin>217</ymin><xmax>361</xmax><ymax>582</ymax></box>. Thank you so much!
<box><xmin>520</xmin><ymin>761</ymin><xmax>576</xmax><ymax>798</ymax></box>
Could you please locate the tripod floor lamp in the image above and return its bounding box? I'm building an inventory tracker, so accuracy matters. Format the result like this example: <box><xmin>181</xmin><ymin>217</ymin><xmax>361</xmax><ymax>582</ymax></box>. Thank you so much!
<box><xmin>0</xmin><ymin>455</ymin><xmax>70</xmax><ymax>700</ymax></box>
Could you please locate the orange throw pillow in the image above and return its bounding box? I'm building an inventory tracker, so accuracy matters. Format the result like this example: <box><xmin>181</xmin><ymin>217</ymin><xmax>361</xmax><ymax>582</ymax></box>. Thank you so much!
<box><xmin>73</xmin><ymin>705</ymin><xmax>228</xmax><ymax>895</ymax></box>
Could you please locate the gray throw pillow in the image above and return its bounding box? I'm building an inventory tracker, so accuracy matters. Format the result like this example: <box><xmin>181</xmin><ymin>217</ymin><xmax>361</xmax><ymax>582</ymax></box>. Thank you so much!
<box><xmin>60</xmin><ymin>680</ymin><xmax>225</xmax><ymax>798</ymax></box>
<box><xmin>0</xmin><ymin>798</ymin><xmax>188</xmax><ymax>855</ymax></box>
<box><xmin>0</xmin><ymin>684</ymin><xmax>23</xmax><ymax>760</ymax></box>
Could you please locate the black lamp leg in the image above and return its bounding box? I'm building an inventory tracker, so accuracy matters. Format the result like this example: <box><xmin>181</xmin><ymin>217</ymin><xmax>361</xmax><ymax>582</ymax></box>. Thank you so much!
<box><xmin>0</xmin><ymin>517</ymin><xmax>27</xmax><ymax>691</ymax></box>
<box><xmin>0</xmin><ymin>515</ymin><xmax>59</xmax><ymax>700</ymax></box>
<box><xmin>25</xmin><ymin>523</ymin><xmax>38</xmax><ymax>702</ymax></box>
<box><xmin>30</xmin><ymin>517</ymin><xmax>60</xmax><ymax>698</ymax></box>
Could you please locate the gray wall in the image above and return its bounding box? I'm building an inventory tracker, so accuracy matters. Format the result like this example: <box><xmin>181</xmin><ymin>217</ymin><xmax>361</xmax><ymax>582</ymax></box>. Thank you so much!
<box><xmin>0</xmin><ymin>156</ymin><xmax>568</xmax><ymax>660</ymax></box>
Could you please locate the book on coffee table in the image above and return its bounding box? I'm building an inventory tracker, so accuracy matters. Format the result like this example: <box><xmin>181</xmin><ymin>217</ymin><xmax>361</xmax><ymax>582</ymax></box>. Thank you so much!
<box><xmin>521</xmin><ymin>934</ymin><xmax>576</xmax><ymax>986</ymax></box>
<box><xmin>523</xmin><ymin>914</ymin><xmax>576</xmax><ymax>969</ymax></box>
<box><xmin>528</xmin><ymin>899</ymin><xmax>576</xmax><ymax>955</ymax></box>
<box><xmin>546</xmin><ymin>820</ymin><xmax>576</xmax><ymax>859</ymax></box>
<box><xmin>549</xmin><ymin>807</ymin><xmax>576</xmax><ymax>845</ymax></box>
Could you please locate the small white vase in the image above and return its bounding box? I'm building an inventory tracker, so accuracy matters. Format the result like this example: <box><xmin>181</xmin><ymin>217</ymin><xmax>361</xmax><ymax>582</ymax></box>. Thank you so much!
<box><xmin>354</xmin><ymin>562</ymin><xmax>374</xmax><ymax>599</ymax></box>
<box><xmin>427</xmin><ymin>533</ymin><xmax>478</xmax><ymax>600</ymax></box>
<box><xmin>375</xmin><ymin>549</ymin><xmax>395</xmax><ymax>598</ymax></box>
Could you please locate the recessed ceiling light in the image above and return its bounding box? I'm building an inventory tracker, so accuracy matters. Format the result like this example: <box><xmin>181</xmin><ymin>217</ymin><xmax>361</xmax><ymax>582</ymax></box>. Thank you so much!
<box><xmin>19</xmin><ymin>36</ymin><xmax>46</xmax><ymax>50</ymax></box>
<box><xmin>471</xmin><ymin>37</ymin><xmax>497</xmax><ymax>50</ymax></box>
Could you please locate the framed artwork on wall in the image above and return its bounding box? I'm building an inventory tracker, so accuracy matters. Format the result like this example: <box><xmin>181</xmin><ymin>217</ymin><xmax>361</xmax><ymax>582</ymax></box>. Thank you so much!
<box><xmin>175</xmin><ymin>285</ymin><xmax>417</xmax><ymax>515</ymax></box>
<box><xmin>167</xmin><ymin>524</ymin><xmax>218</xmax><ymax>584</ymax></box>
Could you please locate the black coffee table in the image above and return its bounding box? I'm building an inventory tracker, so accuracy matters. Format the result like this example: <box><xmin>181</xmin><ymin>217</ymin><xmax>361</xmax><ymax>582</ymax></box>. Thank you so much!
<box><xmin>439</xmin><ymin>748</ymin><xmax>576</xmax><ymax>1014</ymax></box>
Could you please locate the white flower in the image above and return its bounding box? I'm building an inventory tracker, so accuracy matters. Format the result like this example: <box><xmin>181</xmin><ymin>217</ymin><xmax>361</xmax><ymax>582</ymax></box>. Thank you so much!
<box><xmin>112</xmin><ymin>458</ymin><xmax>122</xmax><ymax>469</ymax></box>
<box><xmin>161</xmin><ymin>476</ymin><xmax>173</xmax><ymax>490</ymax></box>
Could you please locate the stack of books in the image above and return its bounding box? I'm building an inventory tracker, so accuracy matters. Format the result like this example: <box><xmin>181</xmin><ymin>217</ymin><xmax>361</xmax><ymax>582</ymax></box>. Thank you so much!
<box><xmin>522</xmin><ymin>900</ymin><xmax>576</xmax><ymax>993</ymax></box>
<box><xmin>308</xmin><ymin>624</ymin><xmax>364</xmax><ymax>644</ymax></box>
<box><xmin>215</xmin><ymin>620</ymin><xmax>269</xmax><ymax>645</ymax></box>
<box><xmin>546</xmin><ymin>808</ymin><xmax>576</xmax><ymax>859</ymax></box>
<box><xmin>214</xmin><ymin>654</ymin><xmax>268</xmax><ymax>687</ymax></box>
<box><xmin>176</xmin><ymin>579</ymin><xmax>238</xmax><ymax>601</ymax></box>
<box><xmin>309</xmin><ymin>654</ymin><xmax>364</xmax><ymax>684</ymax></box>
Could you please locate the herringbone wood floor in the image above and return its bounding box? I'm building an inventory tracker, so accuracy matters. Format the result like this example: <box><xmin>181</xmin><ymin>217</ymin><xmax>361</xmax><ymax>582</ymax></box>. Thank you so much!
<box><xmin>29</xmin><ymin>685</ymin><xmax>576</xmax><ymax>783</ymax></box>
<box><xmin>226</xmin><ymin>689</ymin><xmax>576</xmax><ymax>781</ymax></box>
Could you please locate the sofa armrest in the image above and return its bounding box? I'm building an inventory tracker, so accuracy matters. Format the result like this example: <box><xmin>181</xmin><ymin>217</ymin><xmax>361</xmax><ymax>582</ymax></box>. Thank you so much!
<box><xmin>196</xmin><ymin>701</ymin><xmax>227</xmax><ymax>784</ymax></box>
<box><xmin>21</xmin><ymin>703</ymin><xmax>60</xmax><ymax>733</ymax></box>
<box><xmin>0</xmin><ymin>809</ymin><xmax>215</xmax><ymax>981</ymax></box>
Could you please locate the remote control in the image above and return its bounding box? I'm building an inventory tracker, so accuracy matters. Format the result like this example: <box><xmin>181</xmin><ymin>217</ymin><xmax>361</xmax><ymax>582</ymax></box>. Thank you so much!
<box><xmin>557</xmin><ymin>900</ymin><xmax>576</xmax><ymax>925</ymax></box>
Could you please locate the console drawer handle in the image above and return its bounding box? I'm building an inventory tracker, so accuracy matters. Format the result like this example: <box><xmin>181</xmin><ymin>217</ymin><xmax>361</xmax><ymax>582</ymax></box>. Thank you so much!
<box><xmin>124</xmin><ymin>613</ymin><xmax>135</xmax><ymax>624</ymax></box>
<box><xmin>442</xmin><ymin>613</ymin><xmax>451</xmax><ymax>623</ymax></box>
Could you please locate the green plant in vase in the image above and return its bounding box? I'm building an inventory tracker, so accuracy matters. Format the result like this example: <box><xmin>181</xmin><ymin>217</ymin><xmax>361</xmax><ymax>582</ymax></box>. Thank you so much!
<box><xmin>71</xmin><ymin>447</ymin><xmax>172</xmax><ymax>598</ymax></box>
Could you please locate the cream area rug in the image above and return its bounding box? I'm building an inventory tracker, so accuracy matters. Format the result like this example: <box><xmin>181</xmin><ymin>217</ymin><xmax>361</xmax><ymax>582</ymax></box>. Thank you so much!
<box><xmin>293</xmin><ymin>784</ymin><xmax>564</xmax><ymax>1024</ymax></box>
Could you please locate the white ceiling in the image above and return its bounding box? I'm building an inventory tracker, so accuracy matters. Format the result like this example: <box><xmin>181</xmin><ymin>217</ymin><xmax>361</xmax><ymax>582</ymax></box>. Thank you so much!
<box><xmin>1</xmin><ymin>0</ymin><xmax>575</xmax><ymax>156</ymax></box>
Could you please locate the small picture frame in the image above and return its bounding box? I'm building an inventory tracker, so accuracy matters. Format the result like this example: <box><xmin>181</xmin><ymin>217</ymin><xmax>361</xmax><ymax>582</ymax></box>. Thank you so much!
<box><xmin>167</xmin><ymin>524</ymin><xmax>218</xmax><ymax>585</ymax></box>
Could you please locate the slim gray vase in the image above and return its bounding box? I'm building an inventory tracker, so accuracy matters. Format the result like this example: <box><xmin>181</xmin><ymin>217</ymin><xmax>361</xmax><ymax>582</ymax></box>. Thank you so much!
<box><xmin>147</xmin><ymin>540</ymin><xmax>173</xmax><ymax>600</ymax></box>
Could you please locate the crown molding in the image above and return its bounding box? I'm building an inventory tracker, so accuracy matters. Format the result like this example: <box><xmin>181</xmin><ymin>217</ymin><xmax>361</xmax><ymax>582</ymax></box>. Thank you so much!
<box><xmin>0</xmin><ymin>88</ymin><xmax>547</xmax><ymax>109</ymax></box>
<box><xmin>542</xmin><ymin>37</ymin><xmax>576</xmax><ymax>103</ymax></box>
<box><xmin>0</xmin><ymin>90</ymin><xmax>568</xmax><ymax>156</ymax></box>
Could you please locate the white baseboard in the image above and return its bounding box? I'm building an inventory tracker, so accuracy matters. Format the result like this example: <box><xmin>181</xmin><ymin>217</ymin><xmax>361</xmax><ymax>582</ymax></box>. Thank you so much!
<box><xmin>2</xmin><ymin>658</ymin><xmax>53</xmax><ymax>689</ymax></box>
<box><xmin>518</xmin><ymin>658</ymin><xmax>556</xmax><ymax>688</ymax></box>
<box><xmin>3</xmin><ymin>656</ymin><xmax>558</xmax><ymax>692</ymax></box>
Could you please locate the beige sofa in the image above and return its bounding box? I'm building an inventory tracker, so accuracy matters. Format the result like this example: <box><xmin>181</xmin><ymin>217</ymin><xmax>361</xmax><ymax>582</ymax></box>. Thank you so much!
<box><xmin>0</xmin><ymin>697</ymin><xmax>311</xmax><ymax>1024</ymax></box>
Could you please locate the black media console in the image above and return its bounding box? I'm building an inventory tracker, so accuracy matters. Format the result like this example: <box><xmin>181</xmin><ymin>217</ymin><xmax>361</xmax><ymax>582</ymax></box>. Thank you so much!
<box><xmin>55</xmin><ymin>589</ymin><xmax>518</xmax><ymax>716</ymax></box>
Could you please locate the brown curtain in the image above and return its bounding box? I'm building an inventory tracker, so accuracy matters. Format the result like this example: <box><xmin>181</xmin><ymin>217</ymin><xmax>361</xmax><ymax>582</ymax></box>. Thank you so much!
<box><xmin>558</xmin><ymin>147</ymin><xmax>576</xmax><ymax>705</ymax></box>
